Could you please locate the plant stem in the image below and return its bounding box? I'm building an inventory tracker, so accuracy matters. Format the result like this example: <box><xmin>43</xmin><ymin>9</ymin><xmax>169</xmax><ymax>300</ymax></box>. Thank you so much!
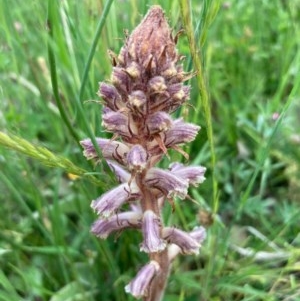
<box><xmin>147</xmin><ymin>249</ymin><xmax>170</xmax><ymax>301</ymax></box>
<box><xmin>137</xmin><ymin>174</ymin><xmax>169</xmax><ymax>301</ymax></box>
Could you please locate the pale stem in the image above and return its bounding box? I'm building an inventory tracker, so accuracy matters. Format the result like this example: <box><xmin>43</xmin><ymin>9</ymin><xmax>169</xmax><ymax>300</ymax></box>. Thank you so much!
<box><xmin>137</xmin><ymin>173</ymin><xmax>170</xmax><ymax>301</ymax></box>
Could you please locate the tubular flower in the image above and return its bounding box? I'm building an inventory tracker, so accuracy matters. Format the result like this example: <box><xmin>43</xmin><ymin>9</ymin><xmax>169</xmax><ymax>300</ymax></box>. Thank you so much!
<box><xmin>140</xmin><ymin>210</ymin><xmax>167</xmax><ymax>253</ymax></box>
<box><xmin>91</xmin><ymin>182</ymin><xmax>140</xmax><ymax>218</ymax></box>
<box><xmin>125</xmin><ymin>261</ymin><xmax>160</xmax><ymax>298</ymax></box>
<box><xmin>127</xmin><ymin>144</ymin><xmax>148</xmax><ymax>172</ymax></box>
<box><xmin>80</xmin><ymin>138</ymin><xmax>129</xmax><ymax>165</ymax></box>
<box><xmin>81</xmin><ymin>5</ymin><xmax>207</xmax><ymax>300</ymax></box>
<box><xmin>164</xmin><ymin>118</ymin><xmax>201</xmax><ymax>147</ymax></box>
<box><xmin>91</xmin><ymin>211</ymin><xmax>142</xmax><ymax>239</ymax></box>
<box><xmin>169</xmin><ymin>163</ymin><xmax>206</xmax><ymax>186</ymax></box>
<box><xmin>162</xmin><ymin>227</ymin><xmax>203</xmax><ymax>255</ymax></box>
<box><xmin>144</xmin><ymin>168</ymin><xmax>188</xmax><ymax>199</ymax></box>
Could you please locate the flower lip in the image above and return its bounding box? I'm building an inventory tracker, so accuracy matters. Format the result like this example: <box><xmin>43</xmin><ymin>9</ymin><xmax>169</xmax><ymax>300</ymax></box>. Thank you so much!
<box><xmin>189</xmin><ymin>226</ymin><xmax>207</xmax><ymax>243</ymax></box>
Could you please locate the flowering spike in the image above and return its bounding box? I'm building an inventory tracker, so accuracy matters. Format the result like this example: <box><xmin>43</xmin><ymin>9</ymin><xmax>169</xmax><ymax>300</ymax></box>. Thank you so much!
<box><xmin>80</xmin><ymin>5</ymin><xmax>207</xmax><ymax>300</ymax></box>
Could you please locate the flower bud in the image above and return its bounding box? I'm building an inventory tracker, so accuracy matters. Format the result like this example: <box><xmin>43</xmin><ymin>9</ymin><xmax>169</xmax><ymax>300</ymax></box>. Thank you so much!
<box><xmin>125</xmin><ymin>62</ymin><xmax>141</xmax><ymax>79</ymax></box>
<box><xmin>98</xmin><ymin>82</ymin><xmax>123</xmax><ymax>111</ymax></box>
<box><xmin>161</xmin><ymin>63</ymin><xmax>177</xmax><ymax>78</ymax></box>
<box><xmin>148</xmin><ymin>76</ymin><xmax>167</xmax><ymax>94</ymax></box>
<box><xmin>128</xmin><ymin>90</ymin><xmax>147</xmax><ymax>116</ymax></box>
<box><xmin>111</xmin><ymin>67</ymin><xmax>128</xmax><ymax>92</ymax></box>
<box><xmin>168</xmin><ymin>83</ymin><xmax>189</xmax><ymax>102</ymax></box>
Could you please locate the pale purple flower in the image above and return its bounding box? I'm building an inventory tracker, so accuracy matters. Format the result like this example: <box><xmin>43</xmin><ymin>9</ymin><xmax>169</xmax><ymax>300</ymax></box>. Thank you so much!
<box><xmin>127</xmin><ymin>145</ymin><xmax>148</xmax><ymax>172</ymax></box>
<box><xmin>164</xmin><ymin>118</ymin><xmax>200</xmax><ymax>147</ymax></box>
<box><xmin>162</xmin><ymin>227</ymin><xmax>203</xmax><ymax>255</ymax></box>
<box><xmin>130</xmin><ymin>203</ymin><xmax>143</xmax><ymax>213</ymax></box>
<box><xmin>145</xmin><ymin>111</ymin><xmax>173</xmax><ymax>135</ymax></box>
<box><xmin>125</xmin><ymin>62</ymin><xmax>141</xmax><ymax>79</ymax></box>
<box><xmin>145</xmin><ymin>168</ymin><xmax>188</xmax><ymax>199</ymax></box>
<box><xmin>125</xmin><ymin>260</ymin><xmax>160</xmax><ymax>298</ymax></box>
<box><xmin>189</xmin><ymin>226</ymin><xmax>207</xmax><ymax>243</ymax></box>
<box><xmin>81</xmin><ymin>6</ymin><xmax>207</xmax><ymax>300</ymax></box>
<box><xmin>91</xmin><ymin>182</ymin><xmax>140</xmax><ymax>218</ymax></box>
<box><xmin>98</xmin><ymin>82</ymin><xmax>123</xmax><ymax>111</ymax></box>
<box><xmin>80</xmin><ymin>138</ymin><xmax>129</xmax><ymax>165</ymax></box>
<box><xmin>111</xmin><ymin>67</ymin><xmax>129</xmax><ymax>92</ymax></box>
<box><xmin>91</xmin><ymin>211</ymin><xmax>142</xmax><ymax>238</ymax></box>
<box><xmin>102</xmin><ymin>109</ymin><xmax>136</xmax><ymax>138</ymax></box>
<box><xmin>127</xmin><ymin>90</ymin><xmax>147</xmax><ymax>117</ymax></box>
<box><xmin>148</xmin><ymin>76</ymin><xmax>167</xmax><ymax>94</ymax></box>
<box><xmin>168</xmin><ymin>83</ymin><xmax>189</xmax><ymax>102</ymax></box>
<box><xmin>169</xmin><ymin>163</ymin><xmax>206</xmax><ymax>186</ymax></box>
<box><xmin>167</xmin><ymin>227</ymin><xmax>207</xmax><ymax>261</ymax></box>
<box><xmin>140</xmin><ymin>210</ymin><xmax>166</xmax><ymax>253</ymax></box>
<box><xmin>106</xmin><ymin>161</ymin><xmax>131</xmax><ymax>183</ymax></box>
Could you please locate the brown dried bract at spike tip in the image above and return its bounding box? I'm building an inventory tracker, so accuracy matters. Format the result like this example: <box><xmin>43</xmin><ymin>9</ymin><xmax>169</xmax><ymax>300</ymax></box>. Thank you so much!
<box><xmin>126</xmin><ymin>6</ymin><xmax>176</xmax><ymax>64</ymax></box>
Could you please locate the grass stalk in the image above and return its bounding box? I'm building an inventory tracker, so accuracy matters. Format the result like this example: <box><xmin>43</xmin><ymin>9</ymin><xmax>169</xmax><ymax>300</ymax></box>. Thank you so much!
<box><xmin>179</xmin><ymin>0</ymin><xmax>220</xmax><ymax>213</ymax></box>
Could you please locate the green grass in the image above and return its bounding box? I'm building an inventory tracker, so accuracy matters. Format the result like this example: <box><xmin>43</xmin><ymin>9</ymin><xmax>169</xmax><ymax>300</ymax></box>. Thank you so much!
<box><xmin>1</xmin><ymin>0</ymin><xmax>300</xmax><ymax>300</ymax></box>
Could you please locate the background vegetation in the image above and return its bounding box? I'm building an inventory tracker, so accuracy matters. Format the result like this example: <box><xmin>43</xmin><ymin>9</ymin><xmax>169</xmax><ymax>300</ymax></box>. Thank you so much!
<box><xmin>1</xmin><ymin>0</ymin><xmax>300</xmax><ymax>300</ymax></box>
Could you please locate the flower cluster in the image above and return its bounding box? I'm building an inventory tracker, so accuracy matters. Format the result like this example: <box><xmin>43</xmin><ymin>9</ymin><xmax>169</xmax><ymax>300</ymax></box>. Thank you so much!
<box><xmin>81</xmin><ymin>6</ymin><xmax>206</xmax><ymax>300</ymax></box>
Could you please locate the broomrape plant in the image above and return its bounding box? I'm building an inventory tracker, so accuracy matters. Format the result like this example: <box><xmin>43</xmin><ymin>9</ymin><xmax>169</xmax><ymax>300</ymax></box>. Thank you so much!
<box><xmin>81</xmin><ymin>6</ymin><xmax>206</xmax><ymax>300</ymax></box>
